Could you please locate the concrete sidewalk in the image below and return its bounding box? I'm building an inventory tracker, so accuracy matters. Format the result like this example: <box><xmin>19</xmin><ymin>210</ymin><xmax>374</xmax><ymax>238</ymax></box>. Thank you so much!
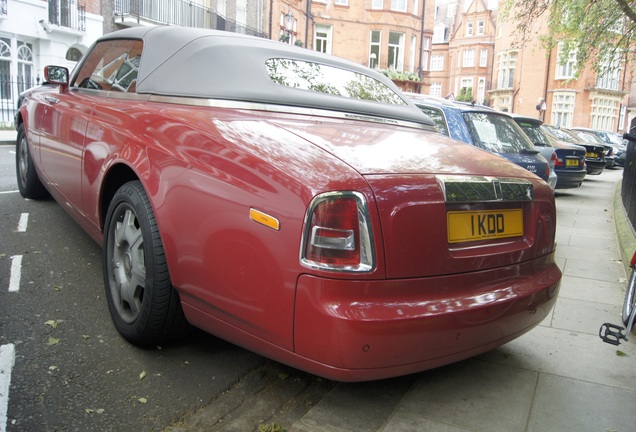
<box><xmin>166</xmin><ymin>169</ymin><xmax>635</xmax><ymax>432</ymax></box>
<box><xmin>0</xmin><ymin>129</ymin><xmax>16</xmax><ymax>145</ymax></box>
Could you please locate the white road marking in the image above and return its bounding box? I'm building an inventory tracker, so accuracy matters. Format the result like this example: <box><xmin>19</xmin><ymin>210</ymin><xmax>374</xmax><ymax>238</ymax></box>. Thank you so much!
<box><xmin>8</xmin><ymin>256</ymin><xmax>22</xmax><ymax>293</ymax></box>
<box><xmin>17</xmin><ymin>213</ymin><xmax>28</xmax><ymax>232</ymax></box>
<box><xmin>0</xmin><ymin>344</ymin><xmax>16</xmax><ymax>432</ymax></box>
<box><xmin>0</xmin><ymin>191</ymin><xmax>19</xmax><ymax>195</ymax></box>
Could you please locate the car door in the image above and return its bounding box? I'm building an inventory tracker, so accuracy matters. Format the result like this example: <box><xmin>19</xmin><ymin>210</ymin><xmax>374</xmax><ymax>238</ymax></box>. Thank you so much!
<box><xmin>37</xmin><ymin>85</ymin><xmax>94</xmax><ymax>212</ymax></box>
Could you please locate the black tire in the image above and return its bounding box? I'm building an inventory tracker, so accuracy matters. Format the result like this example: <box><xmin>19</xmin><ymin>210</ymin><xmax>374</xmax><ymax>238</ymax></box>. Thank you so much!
<box><xmin>16</xmin><ymin>123</ymin><xmax>49</xmax><ymax>199</ymax></box>
<box><xmin>103</xmin><ymin>181</ymin><xmax>190</xmax><ymax>345</ymax></box>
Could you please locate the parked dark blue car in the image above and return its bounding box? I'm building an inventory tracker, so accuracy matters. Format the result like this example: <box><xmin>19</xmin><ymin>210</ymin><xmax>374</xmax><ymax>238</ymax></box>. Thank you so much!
<box><xmin>410</xmin><ymin>96</ymin><xmax>551</xmax><ymax>184</ymax></box>
<box><xmin>513</xmin><ymin>115</ymin><xmax>587</xmax><ymax>189</ymax></box>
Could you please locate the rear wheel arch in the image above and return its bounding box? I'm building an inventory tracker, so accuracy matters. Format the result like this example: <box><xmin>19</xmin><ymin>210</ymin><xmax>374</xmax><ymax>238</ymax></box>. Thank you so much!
<box><xmin>100</xmin><ymin>164</ymin><xmax>139</xmax><ymax>231</ymax></box>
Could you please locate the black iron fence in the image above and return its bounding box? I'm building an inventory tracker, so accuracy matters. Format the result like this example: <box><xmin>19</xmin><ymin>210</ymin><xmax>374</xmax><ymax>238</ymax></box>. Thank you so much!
<box><xmin>114</xmin><ymin>0</ymin><xmax>266</xmax><ymax>38</ymax></box>
<box><xmin>0</xmin><ymin>76</ymin><xmax>36</xmax><ymax>125</ymax></box>
<box><xmin>48</xmin><ymin>0</ymin><xmax>86</xmax><ymax>32</ymax></box>
<box><xmin>622</xmin><ymin>140</ymin><xmax>636</xmax><ymax>232</ymax></box>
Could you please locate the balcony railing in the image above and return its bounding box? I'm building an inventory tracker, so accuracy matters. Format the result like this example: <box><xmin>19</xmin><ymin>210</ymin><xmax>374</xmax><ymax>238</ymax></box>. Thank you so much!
<box><xmin>114</xmin><ymin>0</ymin><xmax>266</xmax><ymax>38</ymax></box>
<box><xmin>48</xmin><ymin>0</ymin><xmax>86</xmax><ymax>32</ymax></box>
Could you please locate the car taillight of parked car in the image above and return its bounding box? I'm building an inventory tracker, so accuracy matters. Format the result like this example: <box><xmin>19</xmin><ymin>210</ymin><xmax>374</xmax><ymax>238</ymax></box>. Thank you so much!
<box><xmin>301</xmin><ymin>192</ymin><xmax>375</xmax><ymax>272</ymax></box>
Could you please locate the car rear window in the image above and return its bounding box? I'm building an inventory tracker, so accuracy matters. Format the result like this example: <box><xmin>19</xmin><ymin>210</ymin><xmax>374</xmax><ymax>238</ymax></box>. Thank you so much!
<box><xmin>517</xmin><ymin>122</ymin><xmax>552</xmax><ymax>147</ymax></box>
<box><xmin>265</xmin><ymin>58</ymin><xmax>406</xmax><ymax>105</ymax></box>
<box><xmin>463</xmin><ymin>112</ymin><xmax>534</xmax><ymax>155</ymax></box>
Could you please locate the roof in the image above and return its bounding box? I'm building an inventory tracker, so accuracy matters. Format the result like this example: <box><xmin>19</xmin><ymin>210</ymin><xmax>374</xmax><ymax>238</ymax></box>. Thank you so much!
<box><xmin>86</xmin><ymin>26</ymin><xmax>432</xmax><ymax>126</ymax></box>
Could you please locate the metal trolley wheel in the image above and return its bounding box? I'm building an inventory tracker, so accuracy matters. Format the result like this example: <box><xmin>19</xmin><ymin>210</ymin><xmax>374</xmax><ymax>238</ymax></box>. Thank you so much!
<box><xmin>621</xmin><ymin>252</ymin><xmax>636</xmax><ymax>334</ymax></box>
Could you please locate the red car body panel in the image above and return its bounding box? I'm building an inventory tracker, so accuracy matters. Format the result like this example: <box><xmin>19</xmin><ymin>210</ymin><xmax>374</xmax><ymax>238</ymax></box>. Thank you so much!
<box><xmin>16</xmin><ymin>26</ymin><xmax>561</xmax><ymax>381</ymax></box>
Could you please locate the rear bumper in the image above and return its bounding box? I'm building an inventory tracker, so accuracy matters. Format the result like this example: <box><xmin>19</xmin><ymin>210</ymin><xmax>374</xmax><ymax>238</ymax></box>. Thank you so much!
<box><xmin>555</xmin><ymin>169</ymin><xmax>586</xmax><ymax>189</ymax></box>
<box><xmin>586</xmin><ymin>160</ymin><xmax>606</xmax><ymax>175</ymax></box>
<box><xmin>294</xmin><ymin>254</ymin><xmax>561</xmax><ymax>381</ymax></box>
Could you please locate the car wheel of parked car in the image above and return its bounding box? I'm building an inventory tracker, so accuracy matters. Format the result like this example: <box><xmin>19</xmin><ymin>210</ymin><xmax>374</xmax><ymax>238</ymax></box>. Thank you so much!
<box><xmin>103</xmin><ymin>180</ymin><xmax>189</xmax><ymax>345</ymax></box>
<box><xmin>16</xmin><ymin>124</ymin><xmax>49</xmax><ymax>199</ymax></box>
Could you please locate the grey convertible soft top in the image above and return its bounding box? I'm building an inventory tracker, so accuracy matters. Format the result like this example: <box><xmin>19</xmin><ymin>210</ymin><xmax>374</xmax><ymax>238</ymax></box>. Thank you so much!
<box><xmin>84</xmin><ymin>26</ymin><xmax>432</xmax><ymax>126</ymax></box>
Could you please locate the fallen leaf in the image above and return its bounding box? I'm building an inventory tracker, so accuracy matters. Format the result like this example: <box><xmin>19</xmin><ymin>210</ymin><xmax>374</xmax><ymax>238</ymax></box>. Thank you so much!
<box><xmin>85</xmin><ymin>408</ymin><xmax>94</xmax><ymax>414</ymax></box>
<box><xmin>47</xmin><ymin>337</ymin><xmax>60</xmax><ymax>346</ymax></box>
<box><xmin>616</xmin><ymin>350</ymin><xmax>628</xmax><ymax>357</ymax></box>
<box><xmin>49</xmin><ymin>365</ymin><xmax>59</xmax><ymax>371</ymax></box>
<box><xmin>82</xmin><ymin>335</ymin><xmax>90</xmax><ymax>340</ymax></box>
<box><xmin>139</xmin><ymin>370</ymin><xmax>147</xmax><ymax>380</ymax></box>
<box><xmin>277</xmin><ymin>372</ymin><xmax>289</xmax><ymax>380</ymax></box>
<box><xmin>45</xmin><ymin>320</ymin><xmax>59</xmax><ymax>329</ymax></box>
<box><xmin>138</xmin><ymin>397</ymin><xmax>148</xmax><ymax>404</ymax></box>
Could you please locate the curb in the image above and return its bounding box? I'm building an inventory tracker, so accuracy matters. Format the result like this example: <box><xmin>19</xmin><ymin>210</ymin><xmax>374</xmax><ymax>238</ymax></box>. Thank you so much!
<box><xmin>614</xmin><ymin>175</ymin><xmax>636</xmax><ymax>275</ymax></box>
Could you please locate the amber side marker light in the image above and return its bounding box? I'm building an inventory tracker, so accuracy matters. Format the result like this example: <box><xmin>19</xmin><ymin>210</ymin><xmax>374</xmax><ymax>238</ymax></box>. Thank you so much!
<box><xmin>249</xmin><ymin>208</ymin><xmax>280</xmax><ymax>231</ymax></box>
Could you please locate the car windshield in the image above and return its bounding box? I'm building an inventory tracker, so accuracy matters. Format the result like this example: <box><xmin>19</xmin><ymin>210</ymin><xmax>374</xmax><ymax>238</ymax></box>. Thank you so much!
<box><xmin>516</xmin><ymin>121</ymin><xmax>552</xmax><ymax>147</ymax></box>
<box><xmin>463</xmin><ymin>112</ymin><xmax>535</xmax><ymax>154</ymax></box>
<box><xmin>265</xmin><ymin>59</ymin><xmax>406</xmax><ymax>105</ymax></box>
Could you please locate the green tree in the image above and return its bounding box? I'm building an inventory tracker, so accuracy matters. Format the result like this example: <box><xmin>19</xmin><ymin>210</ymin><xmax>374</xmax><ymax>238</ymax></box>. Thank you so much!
<box><xmin>456</xmin><ymin>87</ymin><xmax>473</xmax><ymax>102</ymax></box>
<box><xmin>501</xmin><ymin>0</ymin><xmax>636</xmax><ymax>75</ymax></box>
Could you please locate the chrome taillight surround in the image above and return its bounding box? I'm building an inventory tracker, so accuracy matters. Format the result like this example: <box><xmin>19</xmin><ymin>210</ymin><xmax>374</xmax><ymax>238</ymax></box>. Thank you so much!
<box><xmin>300</xmin><ymin>191</ymin><xmax>376</xmax><ymax>272</ymax></box>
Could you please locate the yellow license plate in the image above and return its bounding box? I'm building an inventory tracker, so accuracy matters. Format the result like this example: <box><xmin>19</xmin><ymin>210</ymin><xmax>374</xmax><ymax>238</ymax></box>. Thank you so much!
<box><xmin>586</xmin><ymin>152</ymin><xmax>598</xmax><ymax>158</ymax></box>
<box><xmin>566</xmin><ymin>159</ymin><xmax>579</xmax><ymax>167</ymax></box>
<box><xmin>447</xmin><ymin>209</ymin><xmax>523</xmax><ymax>243</ymax></box>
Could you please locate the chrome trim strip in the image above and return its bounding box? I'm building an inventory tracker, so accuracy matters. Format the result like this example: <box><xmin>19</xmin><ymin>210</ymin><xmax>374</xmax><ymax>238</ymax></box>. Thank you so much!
<box><xmin>436</xmin><ymin>175</ymin><xmax>534</xmax><ymax>203</ymax></box>
<box><xmin>71</xmin><ymin>88</ymin><xmax>431</xmax><ymax>129</ymax></box>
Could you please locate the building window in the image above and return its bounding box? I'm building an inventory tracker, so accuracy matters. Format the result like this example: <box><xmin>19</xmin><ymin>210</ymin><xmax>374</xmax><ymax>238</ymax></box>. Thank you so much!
<box><xmin>391</xmin><ymin>0</ymin><xmax>407</xmax><ymax>12</ymax></box>
<box><xmin>596</xmin><ymin>56</ymin><xmax>621</xmax><ymax>91</ymax></box>
<box><xmin>477</xmin><ymin>77</ymin><xmax>486</xmax><ymax>104</ymax></box>
<box><xmin>372</xmin><ymin>0</ymin><xmax>383</xmax><ymax>9</ymax></box>
<box><xmin>458</xmin><ymin>77</ymin><xmax>474</xmax><ymax>100</ymax></box>
<box><xmin>466</xmin><ymin>21</ymin><xmax>473</xmax><ymax>36</ymax></box>
<box><xmin>430</xmin><ymin>54</ymin><xmax>444</xmax><ymax>71</ymax></box>
<box><xmin>0</xmin><ymin>38</ymin><xmax>11</xmax><ymax>101</ymax></box>
<box><xmin>409</xmin><ymin>35</ymin><xmax>417</xmax><ymax>73</ymax></box>
<box><xmin>334</xmin><ymin>0</ymin><xmax>348</xmax><ymax>5</ymax></box>
<box><xmin>421</xmin><ymin>37</ymin><xmax>430</xmax><ymax>72</ymax></box>
<box><xmin>369</xmin><ymin>30</ymin><xmax>381</xmax><ymax>68</ymax></box>
<box><xmin>551</xmin><ymin>92</ymin><xmax>575</xmax><ymax>127</ymax></box>
<box><xmin>497</xmin><ymin>51</ymin><xmax>516</xmax><ymax>89</ymax></box>
<box><xmin>17</xmin><ymin>42</ymin><xmax>34</xmax><ymax>94</ymax></box>
<box><xmin>430</xmin><ymin>82</ymin><xmax>442</xmax><ymax>97</ymax></box>
<box><xmin>591</xmin><ymin>97</ymin><xmax>619</xmax><ymax>130</ymax></box>
<box><xmin>480</xmin><ymin>48</ymin><xmax>488</xmax><ymax>67</ymax></box>
<box><xmin>477</xmin><ymin>19</ymin><xmax>484</xmax><ymax>35</ymax></box>
<box><xmin>315</xmin><ymin>25</ymin><xmax>332</xmax><ymax>54</ymax></box>
<box><xmin>413</xmin><ymin>0</ymin><xmax>418</xmax><ymax>15</ymax></box>
<box><xmin>555</xmin><ymin>42</ymin><xmax>577</xmax><ymax>79</ymax></box>
<box><xmin>388</xmin><ymin>32</ymin><xmax>405</xmax><ymax>70</ymax></box>
<box><xmin>463</xmin><ymin>49</ymin><xmax>475</xmax><ymax>67</ymax></box>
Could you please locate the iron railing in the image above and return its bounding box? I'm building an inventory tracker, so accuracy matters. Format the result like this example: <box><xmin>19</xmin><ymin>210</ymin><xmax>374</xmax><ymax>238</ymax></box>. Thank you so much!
<box><xmin>113</xmin><ymin>0</ymin><xmax>266</xmax><ymax>38</ymax></box>
<box><xmin>48</xmin><ymin>0</ymin><xmax>86</xmax><ymax>32</ymax></box>
<box><xmin>0</xmin><ymin>75</ymin><xmax>37</xmax><ymax>125</ymax></box>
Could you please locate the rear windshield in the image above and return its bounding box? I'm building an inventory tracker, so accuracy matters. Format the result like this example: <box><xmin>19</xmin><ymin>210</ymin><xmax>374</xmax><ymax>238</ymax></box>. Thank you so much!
<box><xmin>517</xmin><ymin>121</ymin><xmax>552</xmax><ymax>147</ymax></box>
<box><xmin>463</xmin><ymin>112</ymin><xmax>535</xmax><ymax>154</ymax></box>
<box><xmin>265</xmin><ymin>58</ymin><xmax>406</xmax><ymax>105</ymax></box>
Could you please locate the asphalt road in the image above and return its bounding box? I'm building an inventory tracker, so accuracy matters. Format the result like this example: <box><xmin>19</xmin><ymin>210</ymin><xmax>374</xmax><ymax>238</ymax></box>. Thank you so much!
<box><xmin>0</xmin><ymin>144</ymin><xmax>267</xmax><ymax>431</ymax></box>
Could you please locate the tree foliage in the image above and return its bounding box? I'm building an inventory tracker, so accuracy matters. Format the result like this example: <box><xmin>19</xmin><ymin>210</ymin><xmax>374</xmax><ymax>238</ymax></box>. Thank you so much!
<box><xmin>501</xmin><ymin>0</ymin><xmax>636</xmax><ymax>75</ymax></box>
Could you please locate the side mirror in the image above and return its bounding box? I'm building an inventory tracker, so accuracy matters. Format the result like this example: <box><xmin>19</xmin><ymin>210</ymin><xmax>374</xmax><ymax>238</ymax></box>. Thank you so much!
<box><xmin>44</xmin><ymin>66</ymin><xmax>69</xmax><ymax>90</ymax></box>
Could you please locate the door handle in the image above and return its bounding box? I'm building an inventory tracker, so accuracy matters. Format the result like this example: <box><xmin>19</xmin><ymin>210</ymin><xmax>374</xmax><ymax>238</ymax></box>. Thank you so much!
<box><xmin>45</xmin><ymin>96</ymin><xmax>60</xmax><ymax>104</ymax></box>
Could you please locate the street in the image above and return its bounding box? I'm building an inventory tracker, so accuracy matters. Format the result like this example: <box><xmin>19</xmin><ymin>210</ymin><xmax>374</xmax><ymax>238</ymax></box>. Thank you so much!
<box><xmin>1</xmin><ymin>142</ymin><xmax>635</xmax><ymax>432</ymax></box>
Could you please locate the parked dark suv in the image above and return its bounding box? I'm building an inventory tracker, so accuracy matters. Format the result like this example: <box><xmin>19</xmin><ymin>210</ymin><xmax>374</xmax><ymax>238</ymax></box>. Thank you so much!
<box><xmin>409</xmin><ymin>95</ymin><xmax>551</xmax><ymax>184</ymax></box>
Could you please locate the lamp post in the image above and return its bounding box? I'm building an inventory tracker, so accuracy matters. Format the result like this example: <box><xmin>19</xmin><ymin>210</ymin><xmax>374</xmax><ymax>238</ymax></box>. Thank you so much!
<box><xmin>283</xmin><ymin>11</ymin><xmax>294</xmax><ymax>44</ymax></box>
